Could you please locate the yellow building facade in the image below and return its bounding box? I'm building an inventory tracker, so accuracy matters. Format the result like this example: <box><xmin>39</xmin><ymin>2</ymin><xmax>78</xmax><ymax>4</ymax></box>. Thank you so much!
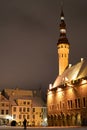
<box><xmin>12</xmin><ymin>99</ymin><xmax>32</xmax><ymax>126</ymax></box>
<box><xmin>32</xmin><ymin>107</ymin><xmax>47</xmax><ymax>126</ymax></box>
<box><xmin>0</xmin><ymin>92</ymin><xmax>10</xmax><ymax>125</ymax></box>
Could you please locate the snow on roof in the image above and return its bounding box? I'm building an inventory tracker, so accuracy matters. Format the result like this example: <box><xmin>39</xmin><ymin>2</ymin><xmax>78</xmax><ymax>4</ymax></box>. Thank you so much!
<box><xmin>53</xmin><ymin>59</ymin><xmax>87</xmax><ymax>88</ymax></box>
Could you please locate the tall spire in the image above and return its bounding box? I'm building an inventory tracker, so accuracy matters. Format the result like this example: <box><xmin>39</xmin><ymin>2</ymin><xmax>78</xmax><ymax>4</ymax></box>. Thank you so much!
<box><xmin>57</xmin><ymin>9</ymin><xmax>70</xmax><ymax>75</ymax></box>
<box><xmin>57</xmin><ymin>9</ymin><xmax>69</xmax><ymax>45</ymax></box>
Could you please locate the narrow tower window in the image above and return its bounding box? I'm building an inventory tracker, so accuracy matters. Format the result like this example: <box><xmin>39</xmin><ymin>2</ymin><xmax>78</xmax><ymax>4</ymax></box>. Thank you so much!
<box><xmin>78</xmin><ymin>98</ymin><xmax>80</xmax><ymax>108</ymax></box>
<box><xmin>83</xmin><ymin>97</ymin><xmax>86</xmax><ymax>107</ymax></box>
<box><xmin>75</xmin><ymin>99</ymin><xmax>77</xmax><ymax>108</ymax></box>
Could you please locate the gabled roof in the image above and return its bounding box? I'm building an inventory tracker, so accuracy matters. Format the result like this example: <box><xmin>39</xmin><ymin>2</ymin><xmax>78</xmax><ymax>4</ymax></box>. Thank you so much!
<box><xmin>53</xmin><ymin>59</ymin><xmax>87</xmax><ymax>88</ymax></box>
<box><xmin>0</xmin><ymin>94</ymin><xmax>9</xmax><ymax>102</ymax></box>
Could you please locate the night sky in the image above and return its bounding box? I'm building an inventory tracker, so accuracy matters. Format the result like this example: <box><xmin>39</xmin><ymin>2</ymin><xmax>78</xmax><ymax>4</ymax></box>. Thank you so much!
<box><xmin>0</xmin><ymin>0</ymin><xmax>87</xmax><ymax>91</ymax></box>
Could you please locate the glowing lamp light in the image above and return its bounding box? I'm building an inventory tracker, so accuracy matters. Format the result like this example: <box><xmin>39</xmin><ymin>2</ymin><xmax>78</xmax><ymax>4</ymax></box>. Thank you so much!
<box><xmin>44</xmin><ymin>118</ymin><xmax>47</xmax><ymax>122</ymax></box>
<box><xmin>81</xmin><ymin>58</ymin><xmax>84</xmax><ymax>61</ymax></box>
<box><xmin>69</xmin><ymin>64</ymin><xmax>72</xmax><ymax>68</ymax></box>
<box><xmin>6</xmin><ymin>115</ymin><xmax>13</xmax><ymax>120</ymax></box>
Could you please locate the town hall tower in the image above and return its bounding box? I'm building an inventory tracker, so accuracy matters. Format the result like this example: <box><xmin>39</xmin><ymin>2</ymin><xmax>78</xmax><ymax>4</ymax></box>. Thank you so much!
<box><xmin>57</xmin><ymin>10</ymin><xmax>70</xmax><ymax>75</ymax></box>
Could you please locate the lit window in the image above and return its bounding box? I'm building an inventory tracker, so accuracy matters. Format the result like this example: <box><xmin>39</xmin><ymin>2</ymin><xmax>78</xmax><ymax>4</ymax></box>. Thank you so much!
<box><xmin>1</xmin><ymin>110</ymin><xmax>4</xmax><ymax>115</ymax></box>
<box><xmin>78</xmin><ymin>98</ymin><xmax>80</xmax><ymax>108</ymax></box>
<box><xmin>33</xmin><ymin>108</ymin><xmax>35</xmax><ymax>112</ymax></box>
<box><xmin>13</xmin><ymin>114</ymin><xmax>16</xmax><ymax>119</ymax></box>
<box><xmin>33</xmin><ymin>115</ymin><xmax>35</xmax><ymax>119</ymax></box>
<box><xmin>23</xmin><ymin>115</ymin><xmax>26</xmax><ymax>119</ymax></box>
<box><xmin>27</xmin><ymin>102</ymin><xmax>30</xmax><ymax>105</ymax></box>
<box><xmin>52</xmin><ymin>105</ymin><xmax>54</xmax><ymax>110</ymax></box>
<box><xmin>67</xmin><ymin>100</ymin><xmax>70</xmax><ymax>109</ymax></box>
<box><xmin>65</xmin><ymin>54</ymin><xmax>67</xmax><ymax>57</ymax></box>
<box><xmin>60</xmin><ymin>101</ymin><xmax>61</xmax><ymax>109</ymax></box>
<box><xmin>27</xmin><ymin>115</ymin><xmax>29</xmax><ymax>119</ymax></box>
<box><xmin>49</xmin><ymin>105</ymin><xmax>51</xmax><ymax>110</ymax></box>
<box><xmin>6</xmin><ymin>103</ymin><xmax>9</xmax><ymax>107</ymax></box>
<box><xmin>24</xmin><ymin>101</ymin><xmax>26</xmax><ymax>105</ymax></box>
<box><xmin>68</xmin><ymin>100</ymin><xmax>73</xmax><ymax>109</ymax></box>
<box><xmin>1</xmin><ymin>103</ymin><xmax>4</xmax><ymax>106</ymax></box>
<box><xmin>36</xmin><ymin>112</ymin><xmax>38</xmax><ymax>115</ymax></box>
<box><xmin>40</xmin><ymin>113</ymin><xmax>42</xmax><ymax>117</ymax></box>
<box><xmin>63</xmin><ymin>103</ymin><xmax>65</xmax><ymax>108</ymax></box>
<box><xmin>70</xmin><ymin>100</ymin><xmax>73</xmax><ymax>108</ymax></box>
<box><xmin>19</xmin><ymin>115</ymin><xmax>22</xmax><ymax>119</ymax></box>
<box><xmin>41</xmin><ymin>115</ymin><xmax>43</xmax><ymax>119</ymax></box>
<box><xmin>13</xmin><ymin>107</ymin><xmax>16</xmax><ymax>112</ymax></box>
<box><xmin>23</xmin><ymin>107</ymin><xmax>26</xmax><ymax>112</ymax></box>
<box><xmin>19</xmin><ymin>107</ymin><xmax>22</xmax><ymax>112</ymax></box>
<box><xmin>57</xmin><ymin>104</ymin><xmax>59</xmax><ymax>110</ymax></box>
<box><xmin>27</xmin><ymin>108</ymin><xmax>30</xmax><ymax>112</ymax></box>
<box><xmin>75</xmin><ymin>98</ymin><xmax>81</xmax><ymax>108</ymax></box>
<box><xmin>6</xmin><ymin>110</ymin><xmax>9</xmax><ymax>114</ymax></box>
<box><xmin>41</xmin><ymin>108</ymin><xmax>43</xmax><ymax>112</ymax></box>
<box><xmin>75</xmin><ymin>99</ymin><xmax>77</xmax><ymax>108</ymax></box>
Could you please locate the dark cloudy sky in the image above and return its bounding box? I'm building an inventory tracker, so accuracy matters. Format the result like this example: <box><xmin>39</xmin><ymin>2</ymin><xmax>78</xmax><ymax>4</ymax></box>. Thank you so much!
<box><xmin>0</xmin><ymin>0</ymin><xmax>87</xmax><ymax>91</ymax></box>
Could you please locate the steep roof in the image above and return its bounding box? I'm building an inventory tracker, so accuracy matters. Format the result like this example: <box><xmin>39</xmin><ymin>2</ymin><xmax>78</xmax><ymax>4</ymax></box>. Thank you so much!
<box><xmin>53</xmin><ymin>59</ymin><xmax>87</xmax><ymax>88</ymax></box>
<box><xmin>31</xmin><ymin>96</ymin><xmax>46</xmax><ymax>107</ymax></box>
<box><xmin>0</xmin><ymin>94</ymin><xmax>9</xmax><ymax>102</ymax></box>
<box><xmin>3</xmin><ymin>88</ymin><xmax>33</xmax><ymax>97</ymax></box>
<box><xmin>2</xmin><ymin>88</ymin><xmax>46</xmax><ymax>107</ymax></box>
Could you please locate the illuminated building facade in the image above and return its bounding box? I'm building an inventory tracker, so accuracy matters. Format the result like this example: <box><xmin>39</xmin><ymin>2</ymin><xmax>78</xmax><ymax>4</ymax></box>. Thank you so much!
<box><xmin>47</xmin><ymin>10</ymin><xmax>87</xmax><ymax>126</ymax></box>
<box><xmin>0</xmin><ymin>92</ymin><xmax>10</xmax><ymax>125</ymax></box>
<box><xmin>1</xmin><ymin>88</ymin><xmax>47</xmax><ymax>126</ymax></box>
<box><xmin>11</xmin><ymin>98</ymin><xmax>32</xmax><ymax>126</ymax></box>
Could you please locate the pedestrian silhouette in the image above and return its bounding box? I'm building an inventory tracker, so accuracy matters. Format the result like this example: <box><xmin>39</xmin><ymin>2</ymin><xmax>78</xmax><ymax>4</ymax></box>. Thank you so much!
<box><xmin>23</xmin><ymin>118</ymin><xmax>27</xmax><ymax>129</ymax></box>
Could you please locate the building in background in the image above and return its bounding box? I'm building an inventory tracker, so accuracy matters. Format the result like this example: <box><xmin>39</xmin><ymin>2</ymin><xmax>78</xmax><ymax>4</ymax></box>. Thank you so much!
<box><xmin>47</xmin><ymin>9</ymin><xmax>87</xmax><ymax>126</ymax></box>
<box><xmin>0</xmin><ymin>92</ymin><xmax>10</xmax><ymax>125</ymax></box>
<box><xmin>0</xmin><ymin>88</ymin><xmax>47</xmax><ymax>126</ymax></box>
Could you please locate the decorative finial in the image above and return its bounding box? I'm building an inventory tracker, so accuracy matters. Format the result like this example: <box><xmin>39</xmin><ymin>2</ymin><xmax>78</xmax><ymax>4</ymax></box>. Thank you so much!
<box><xmin>60</xmin><ymin>1</ymin><xmax>64</xmax><ymax>20</ymax></box>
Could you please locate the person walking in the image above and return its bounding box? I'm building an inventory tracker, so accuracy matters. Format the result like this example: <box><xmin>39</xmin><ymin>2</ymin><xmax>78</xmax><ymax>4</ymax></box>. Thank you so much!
<box><xmin>23</xmin><ymin>118</ymin><xmax>27</xmax><ymax>129</ymax></box>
